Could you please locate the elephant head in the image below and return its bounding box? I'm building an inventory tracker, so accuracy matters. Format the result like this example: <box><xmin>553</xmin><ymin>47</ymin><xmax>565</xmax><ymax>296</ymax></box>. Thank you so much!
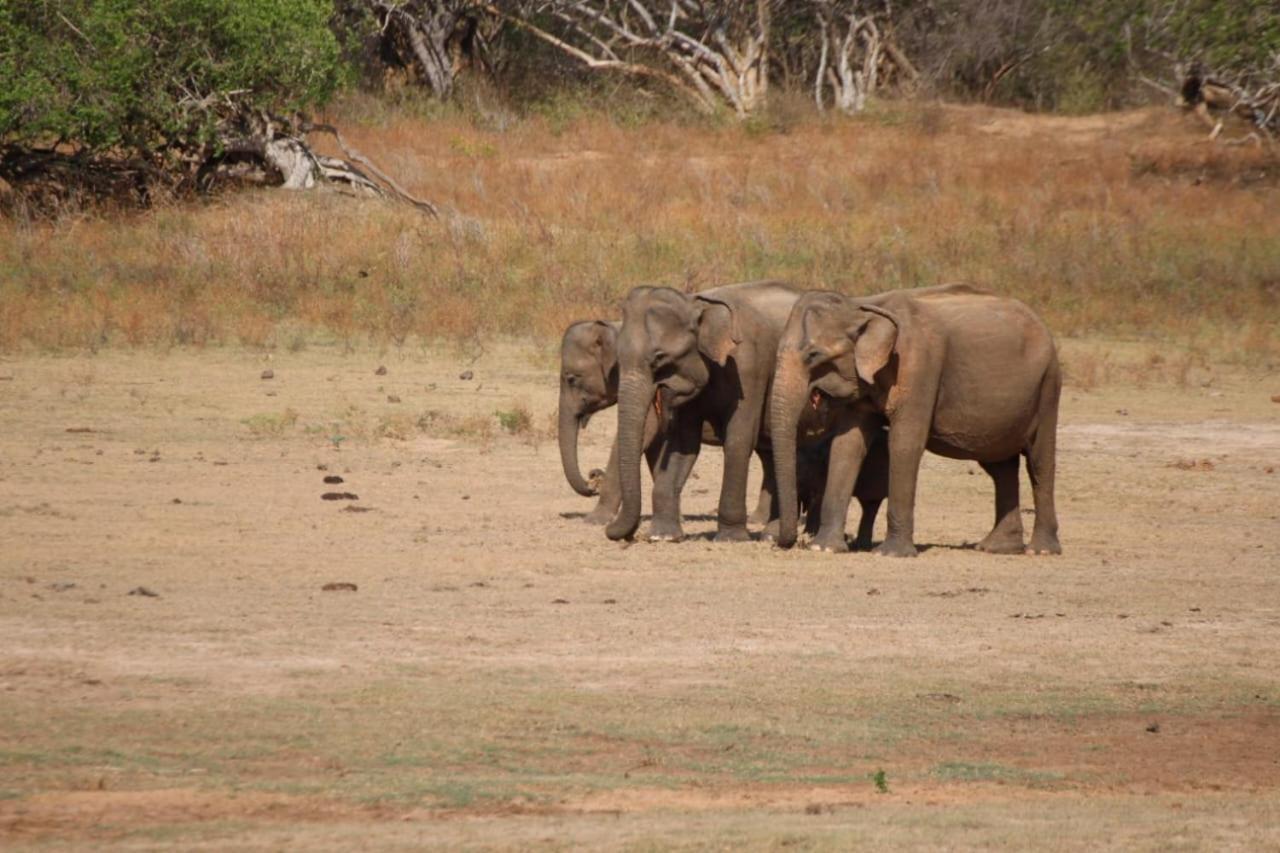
<box><xmin>770</xmin><ymin>291</ymin><xmax>902</xmax><ymax>547</ymax></box>
<box><xmin>558</xmin><ymin>320</ymin><xmax>619</xmax><ymax>497</ymax></box>
<box><xmin>606</xmin><ymin>286</ymin><xmax>739</xmax><ymax>541</ymax></box>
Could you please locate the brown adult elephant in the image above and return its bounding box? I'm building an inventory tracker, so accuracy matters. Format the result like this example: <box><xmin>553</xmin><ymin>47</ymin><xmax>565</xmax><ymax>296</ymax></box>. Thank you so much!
<box><xmin>557</xmin><ymin>318</ymin><xmax>782</xmax><ymax>528</ymax></box>
<box><xmin>770</xmin><ymin>284</ymin><xmax>1062</xmax><ymax>557</ymax></box>
<box><xmin>606</xmin><ymin>281</ymin><xmax>810</xmax><ymax>542</ymax></box>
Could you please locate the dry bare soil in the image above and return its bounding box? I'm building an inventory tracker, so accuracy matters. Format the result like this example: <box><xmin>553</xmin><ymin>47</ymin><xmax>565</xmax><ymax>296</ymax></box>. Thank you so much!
<box><xmin>0</xmin><ymin>340</ymin><xmax>1278</xmax><ymax>850</ymax></box>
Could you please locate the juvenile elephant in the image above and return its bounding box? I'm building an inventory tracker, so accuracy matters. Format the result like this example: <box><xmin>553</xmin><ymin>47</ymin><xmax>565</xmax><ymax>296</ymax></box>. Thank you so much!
<box><xmin>606</xmin><ymin>281</ymin><xmax>809</xmax><ymax>542</ymax></box>
<box><xmin>557</xmin><ymin>318</ymin><xmax>782</xmax><ymax>527</ymax></box>
<box><xmin>792</xmin><ymin>429</ymin><xmax>889</xmax><ymax>550</ymax></box>
<box><xmin>770</xmin><ymin>284</ymin><xmax>1061</xmax><ymax>557</ymax></box>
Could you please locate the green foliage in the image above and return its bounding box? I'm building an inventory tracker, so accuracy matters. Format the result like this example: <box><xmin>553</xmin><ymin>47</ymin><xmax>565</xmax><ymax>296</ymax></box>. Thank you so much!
<box><xmin>0</xmin><ymin>0</ymin><xmax>346</xmax><ymax>157</ymax></box>
<box><xmin>873</xmin><ymin>768</ymin><xmax>889</xmax><ymax>793</ymax></box>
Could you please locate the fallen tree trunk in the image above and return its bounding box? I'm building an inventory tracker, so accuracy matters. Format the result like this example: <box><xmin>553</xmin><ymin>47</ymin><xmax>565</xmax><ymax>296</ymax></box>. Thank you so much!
<box><xmin>2</xmin><ymin>109</ymin><xmax>439</xmax><ymax>217</ymax></box>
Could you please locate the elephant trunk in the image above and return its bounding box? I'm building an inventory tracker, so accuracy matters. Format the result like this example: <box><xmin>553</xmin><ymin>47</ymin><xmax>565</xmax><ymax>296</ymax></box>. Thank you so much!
<box><xmin>558</xmin><ymin>389</ymin><xmax>597</xmax><ymax>497</ymax></box>
<box><xmin>605</xmin><ymin>371</ymin><xmax>656</xmax><ymax>541</ymax></box>
<box><xmin>770</xmin><ymin>349</ymin><xmax>810</xmax><ymax>548</ymax></box>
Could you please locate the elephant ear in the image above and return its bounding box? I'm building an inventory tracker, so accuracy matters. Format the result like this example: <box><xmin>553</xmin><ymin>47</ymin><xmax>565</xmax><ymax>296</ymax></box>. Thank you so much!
<box><xmin>850</xmin><ymin>305</ymin><xmax>900</xmax><ymax>384</ymax></box>
<box><xmin>693</xmin><ymin>297</ymin><xmax>740</xmax><ymax>367</ymax></box>
<box><xmin>592</xmin><ymin>321</ymin><xmax>619</xmax><ymax>375</ymax></box>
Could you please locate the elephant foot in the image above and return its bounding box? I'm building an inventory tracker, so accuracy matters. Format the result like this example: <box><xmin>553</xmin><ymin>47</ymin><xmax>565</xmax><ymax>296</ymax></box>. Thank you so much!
<box><xmin>646</xmin><ymin>518</ymin><xmax>685</xmax><ymax>542</ymax></box>
<box><xmin>713</xmin><ymin>524</ymin><xmax>751</xmax><ymax>544</ymax></box>
<box><xmin>747</xmin><ymin>506</ymin><xmax>771</xmax><ymax>527</ymax></box>
<box><xmin>1026</xmin><ymin>530</ymin><xmax>1062</xmax><ymax>556</ymax></box>
<box><xmin>583</xmin><ymin>503</ymin><xmax>616</xmax><ymax>525</ymax></box>
<box><xmin>807</xmin><ymin>531</ymin><xmax>849</xmax><ymax>553</ymax></box>
<box><xmin>850</xmin><ymin>535</ymin><xmax>875</xmax><ymax>552</ymax></box>
<box><xmin>873</xmin><ymin>538</ymin><xmax>918</xmax><ymax>558</ymax></box>
<box><xmin>760</xmin><ymin>520</ymin><xmax>780</xmax><ymax>542</ymax></box>
<box><xmin>975</xmin><ymin>530</ymin><xmax>1025</xmax><ymax>555</ymax></box>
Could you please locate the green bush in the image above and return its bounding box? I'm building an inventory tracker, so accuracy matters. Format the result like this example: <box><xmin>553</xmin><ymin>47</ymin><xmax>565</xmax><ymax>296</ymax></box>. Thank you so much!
<box><xmin>0</xmin><ymin>0</ymin><xmax>346</xmax><ymax>160</ymax></box>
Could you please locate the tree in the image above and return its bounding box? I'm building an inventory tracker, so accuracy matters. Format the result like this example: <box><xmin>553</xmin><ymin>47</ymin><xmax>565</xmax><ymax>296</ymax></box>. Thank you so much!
<box><xmin>496</xmin><ymin>0</ymin><xmax>776</xmax><ymax>117</ymax></box>
<box><xmin>807</xmin><ymin>0</ymin><xmax>917</xmax><ymax>113</ymax></box>
<box><xmin>338</xmin><ymin>1</ymin><xmax>499</xmax><ymax>98</ymax></box>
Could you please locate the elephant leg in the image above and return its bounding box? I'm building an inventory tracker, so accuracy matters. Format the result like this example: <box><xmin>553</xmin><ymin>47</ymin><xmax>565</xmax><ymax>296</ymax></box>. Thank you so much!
<box><xmin>713</xmin><ymin>407</ymin><xmax>761</xmax><ymax>543</ymax></box>
<box><xmin>1024</xmin><ymin>377</ymin><xmax>1062</xmax><ymax>555</ymax></box>
<box><xmin>749</xmin><ymin>449</ymin><xmax>777</xmax><ymax>527</ymax></box>
<box><xmin>809</xmin><ymin>412</ymin><xmax>871</xmax><ymax>553</ymax></box>
<box><xmin>852</xmin><ymin>497</ymin><xmax>882</xmax><ymax>551</ymax></box>
<box><xmin>975</xmin><ymin>457</ymin><xmax>1025</xmax><ymax>554</ymax></box>
<box><xmin>583</xmin><ymin>439</ymin><xmax>622</xmax><ymax>525</ymax></box>
<box><xmin>875</xmin><ymin>416</ymin><xmax>929</xmax><ymax>559</ymax></box>
<box><xmin>647</xmin><ymin>416</ymin><xmax>700</xmax><ymax>542</ymax></box>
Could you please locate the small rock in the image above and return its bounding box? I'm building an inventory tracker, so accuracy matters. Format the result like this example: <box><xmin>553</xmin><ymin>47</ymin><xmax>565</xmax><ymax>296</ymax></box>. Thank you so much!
<box><xmin>375</xmin><ymin>365</ymin><xmax>388</xmax><ymax>376</ymax></box>
<box><xmin>1145</xmin><ymin>722</ymin><xmax>1160</xmax><ymax>734</ymax></box>
<box><xmin>459</xmin><ymin>370</ymin><xmax>474</xmax><ymax>381</ymax></box>
<box><xmin>321</xmin><ymin>492</ymin><xmax>359</xmax><ymax>501</ymax></box>
<box><xmin>321</xmin><ymin>582</ymin><xmax>358</xmax><ymax>592</ymax></box>
<box><xmin>261</xmin><ymin>369</ymin><xmax>274</xmax><ymax>380</ymax></box>
<box><xmin>603</xmin><ymin>598</ymin><xmax>618</xmax><ymax>604</ymax></box>
<box><xmin>866</xmin><ymin>588</ymin><xmax>880</xmax><ymax>596</ymax></box>
<box><xmin>323</xmin><ymin>475</ymin><xmax>344</xmax><ymax>484</ymax></box>
<box><xmin>552</xmin><ymin>598</ymin><xmax>569</xmax><ymax>604</ymax></box>
<box><xmin>49</xmin><ymin>582</ymin><xmax>77</xmax><ymax>592</ymax></box>
<box><xmin>461</xmin><ymin>494</ymin><xmax>470</xmax><ymax>501</ymax></box>
<box><xmin>387</xmin><ymin>394</ymin><xmax>401</xmax><ymax>403</ymax></box>
<box><xmin>341</xmin><ymin>505</ymin><xmax>373</xmax><ymax>513</ymax></box>
<box><xmin>171</xmin><ymin>498</ymin><xmax>182</xmax><ymax>504</ymax></box>
<box><xmin>128</xmin><ymin>586</ymin><xmax>159</xmax><ymax>598</ymax></box>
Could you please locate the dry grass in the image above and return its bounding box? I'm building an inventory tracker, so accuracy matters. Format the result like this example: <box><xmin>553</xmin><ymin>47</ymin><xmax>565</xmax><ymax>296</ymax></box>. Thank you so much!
<box><xmin>1</xmin><ymin>100</ymin><xmax>1277</xmax><ymax>365</ymax></box>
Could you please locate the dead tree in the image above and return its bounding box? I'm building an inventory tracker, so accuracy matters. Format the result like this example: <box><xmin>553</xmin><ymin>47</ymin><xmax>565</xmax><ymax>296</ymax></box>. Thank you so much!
<box><xmin>1179</xmin><ymin>63</ymin><xmax>1280</xmax><ymax>142</ymax></box>
<box><xmin>359</xmin><ymin>1</ymin><xmax>493</xmax><ymax>98</ymax></box>
<box><xmin>495</xmin><ymin>1</ymin><xmax>775</xmax><ymax>117</ymax></box>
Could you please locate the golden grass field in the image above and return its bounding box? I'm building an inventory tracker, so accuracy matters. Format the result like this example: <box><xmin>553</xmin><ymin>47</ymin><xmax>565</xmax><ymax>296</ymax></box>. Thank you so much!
<box><xmin>1</xmin><ymin>101</ymin><xmax>1277</xmax><ymax>361</ymax></box>
<box><xmin>1</xmin><ymin>102</ymin><xmax>1278</xmax><ymax>849</ymax></box>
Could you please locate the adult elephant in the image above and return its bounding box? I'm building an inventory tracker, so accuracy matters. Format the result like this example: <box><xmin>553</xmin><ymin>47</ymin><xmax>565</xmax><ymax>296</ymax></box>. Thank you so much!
<box><xmin>557</xmin><ymin>318</ymin><xmax>781</xmax><ymax>527</ymax></box>
<box><xmin>606</xmin><ymin>281</ymin><xmax>809</xmax><ymax>543</ymax></box>
<box><xmin>770</xmin><ymin>284</ymin><xmax>1061</xmax><ymax>557</ymax></box>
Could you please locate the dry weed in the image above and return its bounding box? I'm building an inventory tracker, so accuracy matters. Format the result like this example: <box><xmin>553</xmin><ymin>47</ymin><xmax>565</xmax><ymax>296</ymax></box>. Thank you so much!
<box><xmin>1</xmin><ymin>103</ymin><xmax>1277</xmax><ymax>369</ymax></box>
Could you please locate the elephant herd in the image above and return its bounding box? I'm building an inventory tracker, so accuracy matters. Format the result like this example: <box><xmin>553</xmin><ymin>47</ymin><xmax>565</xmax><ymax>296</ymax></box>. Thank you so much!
<box><xmin>557</xmin><ymin>281</ymin><xmax>1062</xmax><ymax>557</ymax></box>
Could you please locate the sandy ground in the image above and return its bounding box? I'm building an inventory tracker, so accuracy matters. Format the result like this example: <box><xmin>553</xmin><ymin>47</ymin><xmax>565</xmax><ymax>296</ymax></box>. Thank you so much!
<box><xmin>0</xmin><ymin>342</ymin><xmax>1278</xmax><ymax>850</ymax></box>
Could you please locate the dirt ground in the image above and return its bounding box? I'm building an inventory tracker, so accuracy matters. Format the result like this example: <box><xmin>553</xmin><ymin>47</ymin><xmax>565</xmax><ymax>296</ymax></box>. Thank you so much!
<box><xmin>0</xmin><ymin>341</ymin><xmax>1277</xmax><ymax>850</ymax></box>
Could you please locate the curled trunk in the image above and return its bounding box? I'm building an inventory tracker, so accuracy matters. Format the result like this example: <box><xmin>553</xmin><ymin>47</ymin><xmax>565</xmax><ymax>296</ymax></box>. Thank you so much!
<box><xmin>606</xmin><ymin>372</ymin><xmax>656</xmax><ymax>541</ymax></box>
<box><xmin>558</xmin><ymin>390</ymin><xmax>596</xmax><ymax>497</ymax></box>
<box><xmin>769</xmin><ymin>350</ymin><xmax>810</xmax><ymax>548</ymax></box>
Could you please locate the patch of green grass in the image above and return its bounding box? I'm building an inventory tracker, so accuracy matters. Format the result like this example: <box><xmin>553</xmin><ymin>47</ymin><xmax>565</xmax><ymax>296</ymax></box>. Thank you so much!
<box><xmin>932</xmin><ymin>761</ymin><xmax>1064</xmax><ymax>789</ymax></box>
<box><xmin>494</xmin><ymin>404</ymin><xmax>533</xmax><ymax>435</ymax></box>
<box><xmin>241</xmin><ymin>408</ymin><xmax>299</xmax><ymax>438</ymax></box>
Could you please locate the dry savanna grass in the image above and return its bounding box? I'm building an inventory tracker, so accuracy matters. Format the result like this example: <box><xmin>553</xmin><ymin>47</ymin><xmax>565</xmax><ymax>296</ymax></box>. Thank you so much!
<box><xmin>0</xmin><ymin>101</ymin><xmax>1277</xmax><ymax>368</ymax></box>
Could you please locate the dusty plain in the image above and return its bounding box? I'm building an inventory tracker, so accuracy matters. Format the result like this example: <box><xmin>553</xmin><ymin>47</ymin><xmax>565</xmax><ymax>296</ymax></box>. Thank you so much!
<box><xmin>0</xmin><ymin>340</ymin><xmax>1277</xmax><ymax>850</ymax></box>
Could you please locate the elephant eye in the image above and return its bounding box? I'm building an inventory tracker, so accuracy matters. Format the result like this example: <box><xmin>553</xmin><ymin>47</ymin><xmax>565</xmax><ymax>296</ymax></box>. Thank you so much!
<box><xmin>804</xmin><ymin>347</ymin><xmax>825</xmax><ymax>366</ymax></box>
<box><xmin>564</xmin><ymin>373</ymin><xmax>579</xmax><ymax>387</ymax></box>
